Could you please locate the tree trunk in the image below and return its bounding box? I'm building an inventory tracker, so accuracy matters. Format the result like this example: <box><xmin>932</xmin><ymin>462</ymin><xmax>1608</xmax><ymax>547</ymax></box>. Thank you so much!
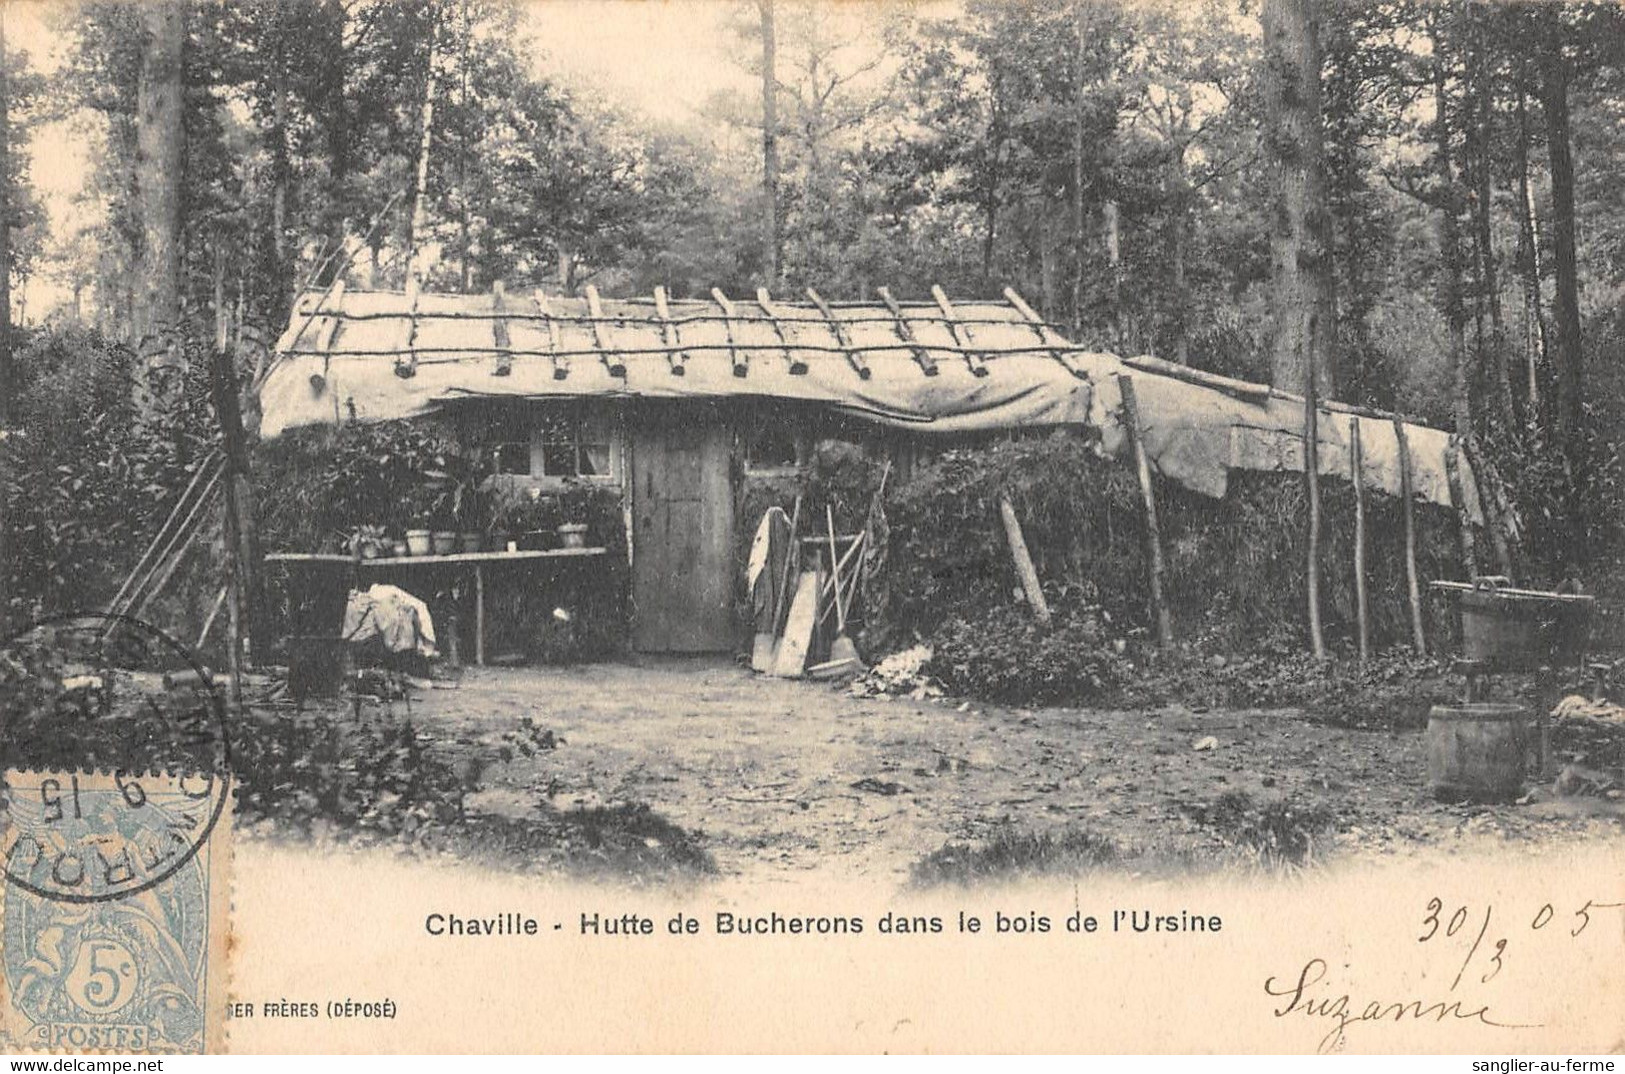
<box><xmin>1168</xmin><ymin>163</ymin><xmax>1190</xmax><ymax>365</ymax></box>
<box><xmin>405</xmin><ymin>34</ymin><xmax>438</xmax><ymax>285</ymax></box>
<box><xmin>759</xmin><ymin>0</ymin><xmax>780</xmax><ymax>284</ymax></box>
<box><xmin>1468</xmin><ymin>8</ymin><xmax>1514</xmax><ymax>432</ymax></box>
<box><xmin>1431</xmin><ymin>20</ymin><xmax>1473</xmax><ymax>438</ymax></box>
<box><xmin>1103</xmin><ymin>199</ymin><xmax>1124</xmax><ymax>349</ymax></box>
<box><xmin>1070</xmin><ymin>0</ymin><xmax>1088</xmax><ymax>335</ymax></box>
<box><xmin>1260</xmin><ymin>0</ymin><xmax>1337</xmax><ymax>398</ymax></box>
<box><xmin>1514</xmin><ymin>82</ymin><xmax>1547</xmax><ymax>424</ymax></box>
<box><xmin>134</xmin><ymin>0</ymin><xmax>186</xmax><ymax>412</ymax></box>
<box><xmin>1538</xmin><ymin>47</ymin><xmax>1583</xmax><ymax>461</ymax></box>
<box><xmin>315</xmin><ymin>0</ymin><xmax>349</xmax><ymax>296</ymax></box>
<box><xmin>0</xmin><ymin>5</ymin><xmax>11</xmax><ymax>431</ymax></box>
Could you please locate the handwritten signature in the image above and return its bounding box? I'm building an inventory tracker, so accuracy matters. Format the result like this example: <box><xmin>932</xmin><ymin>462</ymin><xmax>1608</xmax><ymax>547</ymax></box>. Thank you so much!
<box><xmin>1264</xmin><ymin>957</ymin><xmax>1537</xmax><ymax>1053</ymax></box>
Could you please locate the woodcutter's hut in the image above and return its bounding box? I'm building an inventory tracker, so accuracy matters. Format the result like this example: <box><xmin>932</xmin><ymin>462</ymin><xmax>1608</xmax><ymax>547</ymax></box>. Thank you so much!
<box><xmin>258</xmin><ymin>282</ymin><xmax>1482</xmax><ymax>655</ymax></box>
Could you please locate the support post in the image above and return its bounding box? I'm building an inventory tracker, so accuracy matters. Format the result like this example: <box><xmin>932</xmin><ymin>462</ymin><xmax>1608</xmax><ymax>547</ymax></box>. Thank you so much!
<box><xmin>1392</xmin><ymin>417</ymin><xmax>1426</xmax><ymax>653</ymax></box>
<box><xmin>474</xmin><ymin>562</ymin><xmax>485</xmax><ymax>666</ymax></box>
<box><xmin>1303</xmin><ymin>354</ymin><xmax>1326</xmax><ymax>660</ymax></box>
<box><xmin>491</xmin><ymin>281</ymin><xmax>511</xmax><ymax>376</ymax></box>
<box><xmin>998</xmin><ymin>494</ymin><xmax>1050</xmax><ymax>626</ymax></box>
<box><xmin>1350</xmin><ymin>417</ymin><xmax>1370</xmax><ymax>663</ymax></box>
<box><xmin>1116</xmin><ymin>374</ymin><xmax>1173</xmax><ymax>648</ymax></box>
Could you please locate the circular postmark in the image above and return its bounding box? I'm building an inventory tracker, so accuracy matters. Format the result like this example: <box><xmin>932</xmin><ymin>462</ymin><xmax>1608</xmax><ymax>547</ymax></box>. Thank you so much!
<box><xmin>0</xmin><ymin>611</ymin><xmax>232</xmax><ymax>904</ymax></box>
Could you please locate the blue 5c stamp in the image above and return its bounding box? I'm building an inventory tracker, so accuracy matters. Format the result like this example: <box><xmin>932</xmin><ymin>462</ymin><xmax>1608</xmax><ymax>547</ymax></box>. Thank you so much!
<box><xmin>0</xmin><ymin>770</ymin><xmax>232</xmax><ymax>1054</ymax></box>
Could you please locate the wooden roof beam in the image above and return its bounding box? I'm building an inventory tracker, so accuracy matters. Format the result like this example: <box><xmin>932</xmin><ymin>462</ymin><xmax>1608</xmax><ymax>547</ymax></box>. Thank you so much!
<box><xmin>876</xmin><ymin>286</ymin><xmax>939</xmax><ymax>376</ymax></box>
<box><xmin>1004</xmin><ymin>286</ymin><xmax>1083</xmax><ymax>378</ymax></box>
<box><xmin>930</xmin><ymin>285</ymin><xmax>988</xmax><ymax>378</ymax></box>
<box><xmin>535</xmin><ymin>290</ymin><xmax>568</xmax><ymax>380</ymax></box>
<box><xmin>652</xmin><ymin>286</ymin><xmax>687</xmax><ymax>376</ymax></box>
<box><xmin>491</xmin><ymin>281</ymin><xmax>511</xmax><ymax>376</ymax></box>
<box><xmin>313</xmin><ymin>278</ymin><xmax>346</xmax><ymax>354</ymax></box>
<box><xmin>805</xmin><ymin>287</ymin><xmax>870</xmax><ymax>380</ymax></box>
<box><xmin>756</xmin><ymin>288</ymin><xmax>808</xmax><ymax>375</ymax></box>
<box><xmin>582</xmin><ymin>284</ymin><xmax>627</xmax><ymax>378</ymax></box>
<box><xmin>711</xmin><ymin>287</ymin><xmax>747</xmax><ymax>377</ymax></box>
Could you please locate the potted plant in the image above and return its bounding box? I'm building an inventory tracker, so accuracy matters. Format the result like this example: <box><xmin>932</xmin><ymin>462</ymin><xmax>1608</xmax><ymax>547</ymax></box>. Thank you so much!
<box><xmin>556</xmin><ymin>479</ymin><xmax>594</xmax><ymax>549</ymax></box>
<box><xmin>420</xmin><ymin>448</ymin><xmax>489</xmax><ymax>556</ymax></box>
<box><xmin>347</xmin><ymin>524</ymin><xmax>391</xmax><ymax>559</ymax></box>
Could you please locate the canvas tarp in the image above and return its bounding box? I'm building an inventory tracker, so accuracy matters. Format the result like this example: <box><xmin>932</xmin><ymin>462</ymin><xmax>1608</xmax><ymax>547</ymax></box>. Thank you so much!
<box><xmin>259</xmin><ymin>287</ymin><xmax>1480</xmax><ymax>521</ymax></box>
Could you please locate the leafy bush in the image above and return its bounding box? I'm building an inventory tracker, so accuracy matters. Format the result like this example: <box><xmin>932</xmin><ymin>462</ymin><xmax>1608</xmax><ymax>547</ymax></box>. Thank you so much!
<box><xmin>927</xmin><ymin>605</ymin><xmax>1128</xmax><ymax>706</ymax></box>
<box><xmin>912</xmin><ymin>824</ymin><xmax>1121</xmax><ymax>886</ymax></box>
<box><xmin>1186</xmin><ymin>790</ymin><xmax>1336</xmax><ymax>869</ymax></box>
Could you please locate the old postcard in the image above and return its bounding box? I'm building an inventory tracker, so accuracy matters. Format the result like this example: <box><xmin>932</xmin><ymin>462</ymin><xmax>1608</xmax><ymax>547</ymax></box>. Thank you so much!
<box><xmin>0</xmin><ymin>0</ymin><xmax>1622</xmax><ymax>1056</ymax></box>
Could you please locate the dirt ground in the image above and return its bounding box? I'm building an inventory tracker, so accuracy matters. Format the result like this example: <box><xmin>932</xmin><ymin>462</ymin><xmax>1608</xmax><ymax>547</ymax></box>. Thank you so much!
<box><xmin>411</xmin><ymin>658</ymin><xmax>1624</xmax><ymax>884</ymax></box>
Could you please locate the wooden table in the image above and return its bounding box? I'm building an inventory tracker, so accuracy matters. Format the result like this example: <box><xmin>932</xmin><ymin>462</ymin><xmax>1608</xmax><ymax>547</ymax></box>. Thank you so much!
<box><xmin>266</xmin><ymin>548</ymin><xmax>608</xmax><ymax>665</ymax></box>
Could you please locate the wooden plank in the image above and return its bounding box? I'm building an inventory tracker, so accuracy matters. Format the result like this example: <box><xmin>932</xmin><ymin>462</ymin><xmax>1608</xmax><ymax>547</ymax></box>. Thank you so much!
<box><xmin>1392</xmin><ymin>417</ymin><xmax>1426</xmax><ymax>654</ymax></box>
<box><xmin>582</xmin><ymin>284</ymin><xmax>626</xmax><ymax>377</ymax></box>
<box><xmin>875</xmin><ymin>286</ymin><xmax>939</xmax><ymax>376</ymax></box>
<box><xmin>266</xmin><ymin>548</ymin><xmax>608</xmax><ymax>565</ymax></box>
<box><xmin>998</xmin><ymin>494</ymin><xmax>1050</xmax><ymax>625</ymax></box>
<box><xmin>1350</xmin><ymin>417</ymin><xmax>1370</xmax><ymax>663</ymax></box>
<box><xmin>756</xmin><ymin>288</ymin><xmax>807</xmax><ymax>374</ymax></box>
<box><xmin>535</xmin><ymin>290</ymin><xmax>568</xmax><ymax>380</ymax></box>
<box><xmin>491</xmin><ymin>282</ymin><xmax>511</xmax><ymax>376</ymax></box>
<box><xmin>930</xmin><ymin>285</ymin><xmax>988</xmax><ymax>377</ymax></box>
<box><xmin>806</xmin><ymin>287</ymin><xmax>870</xmax><ymax>379</ymax></box>
<box><xmin>1117</xmin><ymin>374</ymin><xmax>1173</xmax><ymax>647</ymax></box>
<box><xmin>1005</xmin><ymin>286</ymin><xmax>1084</xmax><ymax>378</ymax></box>
<box><xmin>771</xmin><ymin>570</ymin><xmax>820</xmax><ymax>677</ymax></box>
<box><xmin>653</xmin><ymin>286</ymin><xmax>687</xmax><ymax>376</ymax></box>
<box><xmin>711</xmin><ymin>287</ymin><xmax>747</xmax><ymax>377</ymax></box>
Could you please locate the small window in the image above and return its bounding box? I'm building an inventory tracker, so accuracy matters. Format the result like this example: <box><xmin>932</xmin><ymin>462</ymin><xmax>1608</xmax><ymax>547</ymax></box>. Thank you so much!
<box><xmin>538</xmin><ymin>408</ymin><xmax>614</xmax><ymax>479</ymax></box>
<box><xmin>743</xmin><ymin>406</ymin><xmax>808</xmax><ymax>474</ymax></box>
<box><xmin>490</xmin><ymin>408</ymin><xmax>534</xmax><ymax>476</ymax></box>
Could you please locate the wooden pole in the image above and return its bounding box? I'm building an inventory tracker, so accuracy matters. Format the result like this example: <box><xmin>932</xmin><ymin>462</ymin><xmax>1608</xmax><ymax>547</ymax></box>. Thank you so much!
<box><xmin>1350</xmin><ymin>417</ymin><xmax>1370</xmax><ymax>663</ymax></box>
<box><xmin>209</xmin><ymin>347</ymin><xmax>248</xmax><ymax>710</ymax></box>
<box><xmin>1116</xmin><ymin>374</ymin><xmax>1173</xmax><ymax>648</ymax></box>
<box><xmin>1392</xmin><ymin>417</ymin><xmax>1426</xmax><ymax>653</ymax></box>
<box><xmin>1303</xmin><ymin>345</ymin><xmax>1326</xmax><ymax>660</ymax></box>
<box><xmin>998</xmin><ymin>494</ymin><xmax>1051</xmax><ymax>626</ymax></box>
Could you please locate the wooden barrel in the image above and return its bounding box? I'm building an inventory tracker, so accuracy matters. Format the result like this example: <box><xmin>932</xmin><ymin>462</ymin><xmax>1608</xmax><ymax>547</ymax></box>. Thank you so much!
<box><xmin>1427</xmin><ymin>703</ymin><xmax>1528</xmax><ymax>802</ymax></box>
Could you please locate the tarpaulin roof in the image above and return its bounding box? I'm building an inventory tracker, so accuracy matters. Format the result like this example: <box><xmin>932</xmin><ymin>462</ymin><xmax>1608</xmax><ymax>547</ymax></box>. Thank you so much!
<box><xmin>259</xmin><ymin>284</ymin><xmax>1481</xmax><ymax>520</ymax></box>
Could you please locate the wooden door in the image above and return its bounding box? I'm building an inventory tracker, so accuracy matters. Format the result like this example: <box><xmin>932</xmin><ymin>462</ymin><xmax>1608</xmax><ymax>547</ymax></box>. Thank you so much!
<box><xmin>631</xmin><ymin>406</ymin><xmax>736</xmax><ymax>652</ymax></box>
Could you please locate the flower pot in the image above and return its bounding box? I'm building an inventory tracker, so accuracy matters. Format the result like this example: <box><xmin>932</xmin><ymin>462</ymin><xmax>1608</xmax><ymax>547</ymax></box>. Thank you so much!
<box><xmin>557</xmin><ymin>523</ymin><xmax>589</xmax><ymax>549</ymax></box>
<box><xmin>392</xmin><ymin>540</ymin><xmax>409</xmax><ymax>557</ymax></box>
<box><xmin>404</xmin><ymin>529</ymin><xmax>433</xmax><ymax>557</ymax></box>
<box><xmin>432</xmin><ymin>530</ymin><xmax>459</xmax><ymax>555</ymax></box>
<box><xmin>459</xmin><ymin>532</ymin><xmax>484</xmax><ymax>554</ymax></box>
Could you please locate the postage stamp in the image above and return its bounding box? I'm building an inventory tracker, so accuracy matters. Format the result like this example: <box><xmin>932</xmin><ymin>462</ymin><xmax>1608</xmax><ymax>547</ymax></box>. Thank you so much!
<box><xmin>0</xmin><ymin>614</ymin><xmax>234</xmax><ymax>1054</ymax></box>
<box><xmin>0</xmin><ymin>770</ymin><xmax>233</xmax><ymax>1054</ymax></box>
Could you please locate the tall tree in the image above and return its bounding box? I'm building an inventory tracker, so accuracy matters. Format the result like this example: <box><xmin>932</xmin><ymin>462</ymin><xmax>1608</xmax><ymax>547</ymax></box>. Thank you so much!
<box><xmin>759</xmin><ymin>0</ymin><xmax>780</xmax><ymax>284</ymax></box>
<box><xmin>133</xmin><ymin>0</ymin><xmax>186</xmax><ymax>409</ymax></box>
<box><xmin>1260</xmin><ymin>0</ymin><xmax>1336</xmax><ymax>397</ymax></box>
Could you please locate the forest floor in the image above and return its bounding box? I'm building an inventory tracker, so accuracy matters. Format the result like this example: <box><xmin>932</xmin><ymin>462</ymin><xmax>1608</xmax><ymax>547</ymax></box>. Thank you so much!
<box><xmin>362</xmin><ymin>658</ymin><xmax>1625</xmax><ymax>886</ymax></box>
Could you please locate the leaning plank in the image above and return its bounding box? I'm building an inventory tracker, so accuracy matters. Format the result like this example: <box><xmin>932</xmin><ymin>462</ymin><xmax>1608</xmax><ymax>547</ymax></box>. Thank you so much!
<box><xmin>491</xmin><ymin>281</ymin><xmax>511</xmax><ymax>376</ymax></box>
<box><xmin>806</xmin><ymin>287</ymin><xmax>870</xmax><ymax>379</ymax></box>
<box><xmin>1350</xmin><ymin>417</ymin><xmax>1370</xmax><ymax>663</ymax></box>
<box><xmin>772</xmin><ymin>570</ymin><xmax>821</xmax><ymax>677</ymax></box>
<box><xmin>582</xmin><ymin>284</ymin><xmax>626</xmax><ymax>377</ymax></box>
<box><xmin>875</xmin><ymin>286</ymin><xmax>939</xmax><ymax>376</ymax></box>
<box><xmin>1005</xmin><ymin>286</ymin><xmax>1084</xmax><ymax>378</ymax></box>
<box><xmin>313</xmin><ymin>278</ymin><xmax>346</xmax><ymax>354</ymax></box>
<box><xmin>711</xmin><ymin>288</ymin><xmax>747</xmax><ymax>377</ymax></box>
<box><xmin>1117</xmin><ymin>374</ymin><xmax>1173</xmax><ymax>647</ymax></box>
<box><xmin>756</xmin><ymin>288</ymin><xmax>808</xmax><ymax>374</ymax></box>
<box><xmin>534</xmin><ymin>290</ymin><xmax>568</xmax><ymax>380</ymax></box>
<box><xmin>652</xmin><ymin>286</ymin><xmax>687</xmax><ymax>376</ymax></box>
<box><xmin>1391</xmin><ymin>417</ymin><xmax>1426</xmax><ymax>653</ymax></box>
<box><xmin>930</xmin><ymin>285</ymin><xmax>988</xmax><ymax>377</ymax></box>
<box><xmin>998</xmin><ymin>494</ymin><xmax>1051</xmax><ymax>625</ymax></box>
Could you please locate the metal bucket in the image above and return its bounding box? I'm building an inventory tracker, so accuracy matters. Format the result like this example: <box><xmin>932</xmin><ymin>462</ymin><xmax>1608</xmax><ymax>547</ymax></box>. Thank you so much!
<box><xmin>1426</xmin><ymin>703</ymin><xmax>1528</xmax><ymax>802</ymax></box>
